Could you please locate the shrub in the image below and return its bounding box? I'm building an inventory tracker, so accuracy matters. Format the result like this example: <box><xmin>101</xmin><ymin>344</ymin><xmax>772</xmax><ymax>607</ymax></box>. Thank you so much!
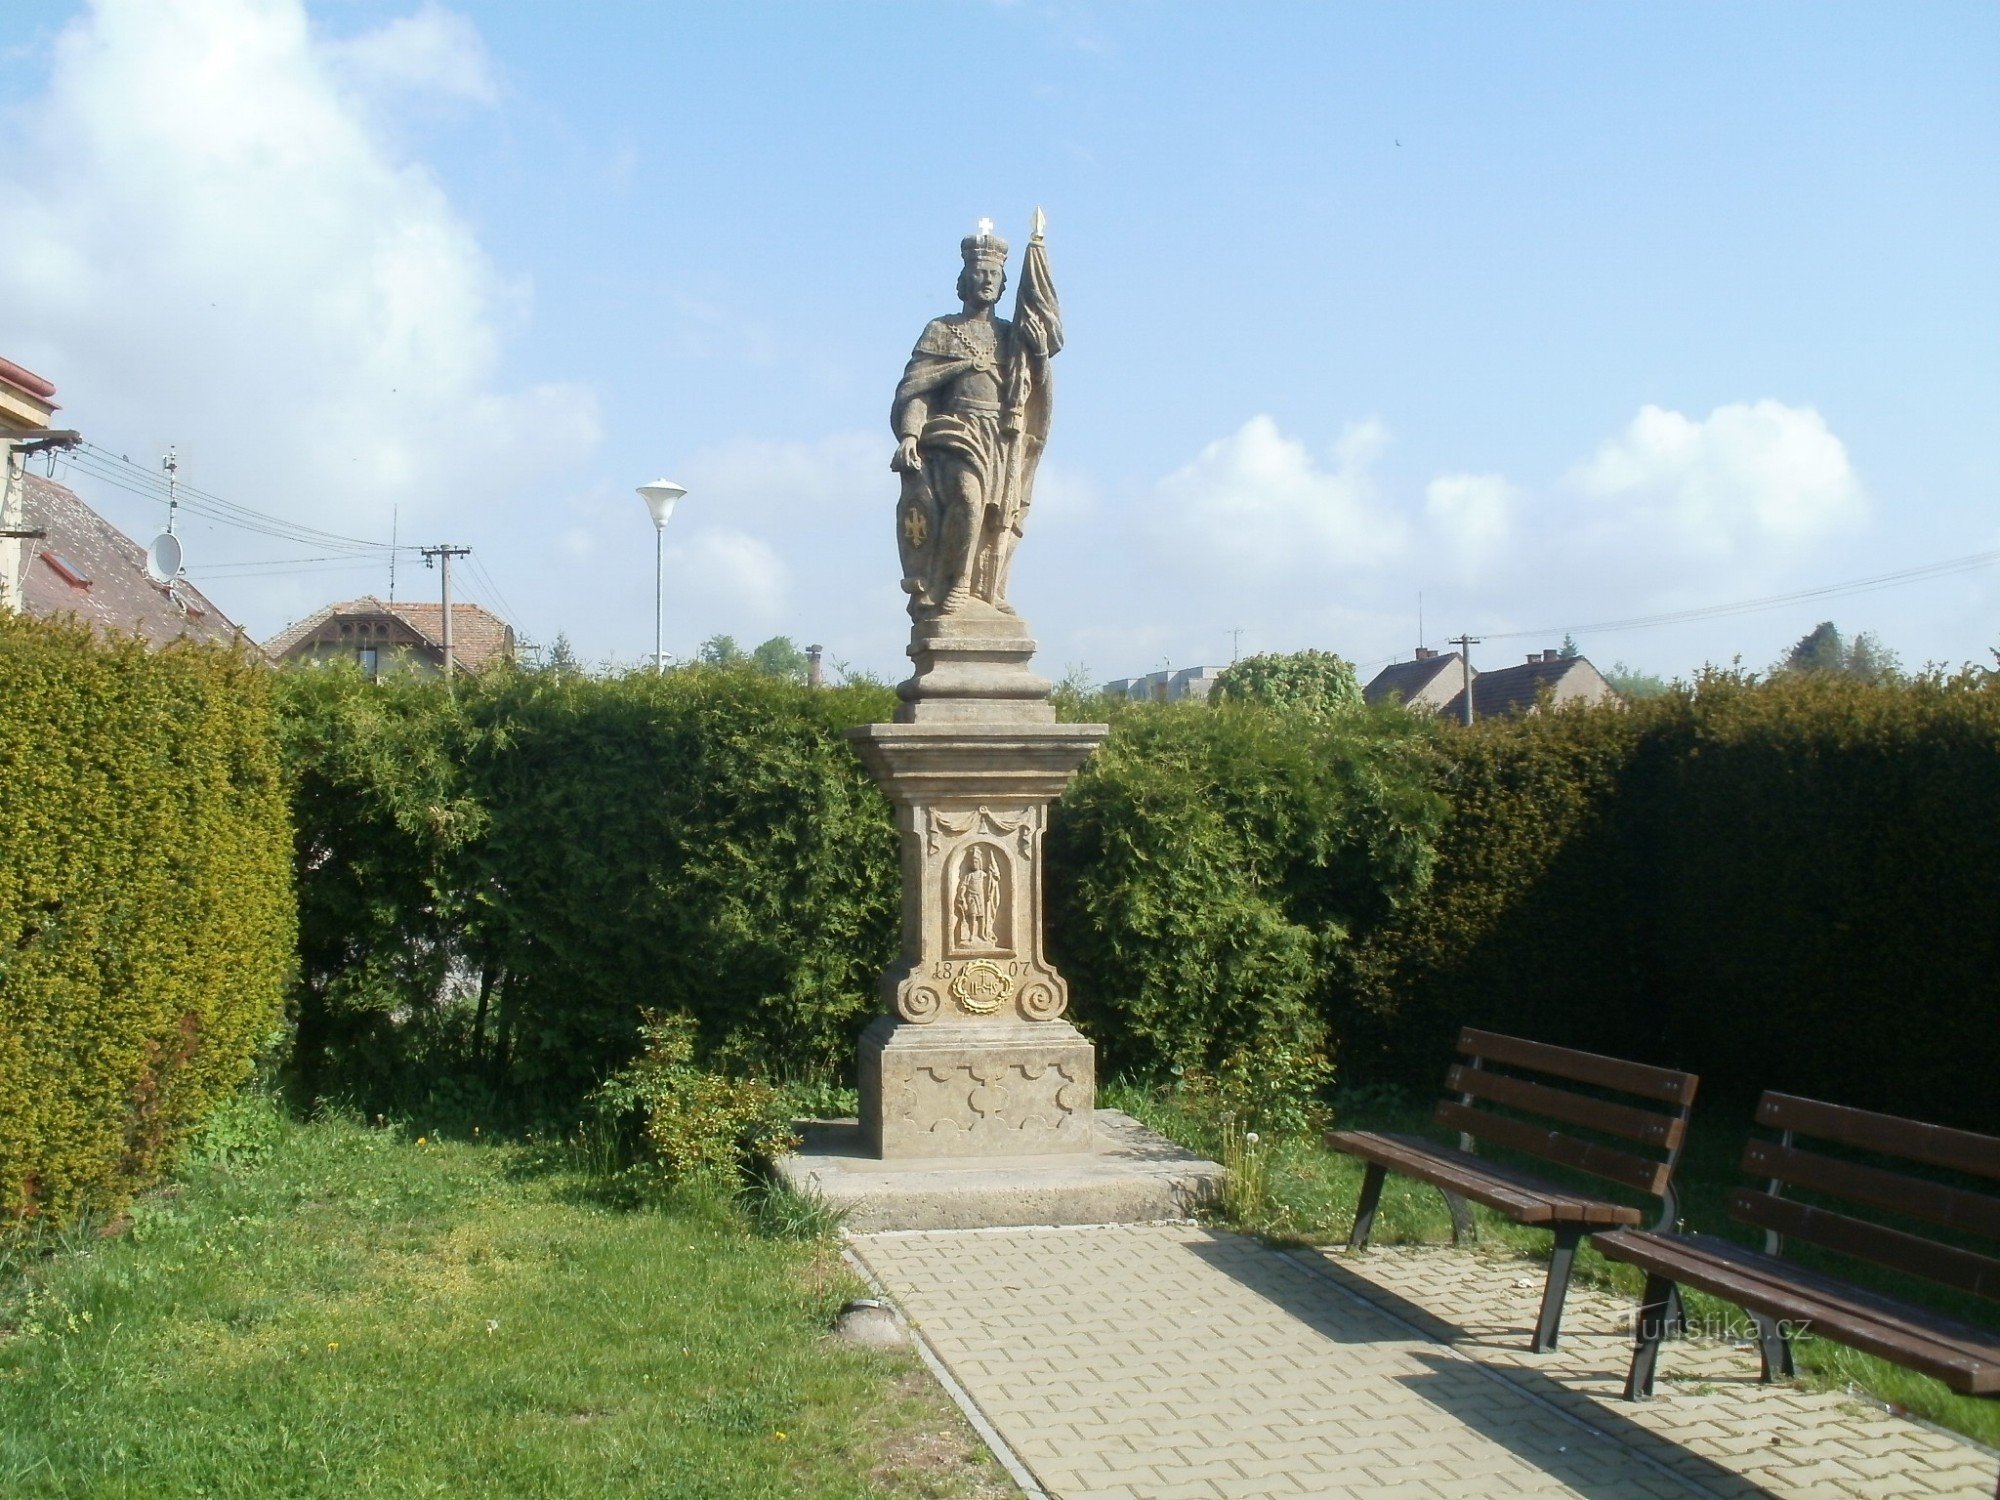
<box><xmin>589</xmin><ymin>1011</ymin><xmax>799</xmax><ymax>1197</ymax></box>
<box><xmin>0</xmin><ymin>615</ymin><xmax>293</xmax><ymax>1231</ymax></box>
<box><xmin>1212</xmin><ymin>649</ymin><xmax>1363</xmax><ymax>724</ymax></box>
<box><xmin>1337</xmin><ymin>667</ymin><xmax>2000</xmax><ymax>1129</ymax></box>
<box><xmin>1046</xmin><ymin>702</ymin><xmax>1444</xmax><ymax>1122</ymax></box>
<box><xmin>278</xmin><ymin>665</ymin><xmax>899</xmax><ymax>1117</ymax></box>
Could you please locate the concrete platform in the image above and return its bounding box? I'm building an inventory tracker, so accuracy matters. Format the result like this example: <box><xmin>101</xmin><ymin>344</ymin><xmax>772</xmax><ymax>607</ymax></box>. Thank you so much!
<box><xmin>771</xmin><ymin>1109</ymin><xmax>1225</xmax><ymax>1231</ymax></box>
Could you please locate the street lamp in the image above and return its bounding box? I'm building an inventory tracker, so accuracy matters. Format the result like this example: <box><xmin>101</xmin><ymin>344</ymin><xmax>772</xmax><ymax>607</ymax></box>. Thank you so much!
<box><xmin>637</xmin><ymin>479</ymin><xmax>688</xmax><ymax>672</ymax></box>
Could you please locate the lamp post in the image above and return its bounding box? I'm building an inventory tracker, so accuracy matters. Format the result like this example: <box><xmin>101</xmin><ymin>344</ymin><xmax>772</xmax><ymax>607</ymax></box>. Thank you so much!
<box><xmin>637</xmin><ymin>479</ymin><xmax>687</xmax><ymax>672</ymax></box>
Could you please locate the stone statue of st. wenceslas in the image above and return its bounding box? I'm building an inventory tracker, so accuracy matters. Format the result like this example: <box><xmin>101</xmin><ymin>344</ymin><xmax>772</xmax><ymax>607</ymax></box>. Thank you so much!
<box><xmin>891</xmin><ymin>212</ymin><xmax>1062</xmax><ymax>619</ymax></box>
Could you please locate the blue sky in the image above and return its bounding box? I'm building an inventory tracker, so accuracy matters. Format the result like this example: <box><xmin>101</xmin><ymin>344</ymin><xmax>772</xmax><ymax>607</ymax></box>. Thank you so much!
<box><xmin>4</xmin><ymin>1</ymin><xmax>1996</xmax><ymax>684</ymax></box>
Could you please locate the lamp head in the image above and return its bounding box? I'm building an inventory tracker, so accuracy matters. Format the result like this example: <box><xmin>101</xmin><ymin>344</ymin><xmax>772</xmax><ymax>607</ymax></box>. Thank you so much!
<box><xmin>637</xmin><ymin>479</ymin><xmax>688</xmax><ymax>529</ymax></box>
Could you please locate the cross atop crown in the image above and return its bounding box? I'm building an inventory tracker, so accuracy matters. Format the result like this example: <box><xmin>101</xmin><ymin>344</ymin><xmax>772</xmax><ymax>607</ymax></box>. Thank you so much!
<box><xmin>960</xmin><ymin>216</ymin><xmax>1008</xmax><ymax>264</ymax></box>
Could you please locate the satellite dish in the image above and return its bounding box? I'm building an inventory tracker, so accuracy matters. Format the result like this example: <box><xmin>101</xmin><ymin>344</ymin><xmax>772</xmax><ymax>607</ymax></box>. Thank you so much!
<box><xmin>146</xmin><ymin>532</ymin><xmax>183</xmax><ymax>585</ymax></box>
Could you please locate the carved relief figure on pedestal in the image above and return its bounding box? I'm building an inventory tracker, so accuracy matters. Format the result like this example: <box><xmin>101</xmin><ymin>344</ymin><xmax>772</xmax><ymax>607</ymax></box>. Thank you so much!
<box><xmin>891</xmin><ymin>212</ymin><xmax>1062</xmax><ymax>619</ymax></box>
<box><xmin>951</xmin><ymin>843</ymin><xmax>1005</xmax><ymax>951</ymax></box>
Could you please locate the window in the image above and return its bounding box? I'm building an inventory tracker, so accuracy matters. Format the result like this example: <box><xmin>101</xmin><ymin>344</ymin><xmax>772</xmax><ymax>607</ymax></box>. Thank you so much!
<box><xmin>357</xmin><ymin>646</ymin><xmax>380</xmax><ymax>680</ymax></box>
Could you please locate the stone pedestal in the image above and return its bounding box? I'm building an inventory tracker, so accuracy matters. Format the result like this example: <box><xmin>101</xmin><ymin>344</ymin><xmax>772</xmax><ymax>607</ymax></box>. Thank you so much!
<box><xmin>847</xmin><ymin>610</ymin><xmax>1108</xmax><ymax>1159</ymax></box>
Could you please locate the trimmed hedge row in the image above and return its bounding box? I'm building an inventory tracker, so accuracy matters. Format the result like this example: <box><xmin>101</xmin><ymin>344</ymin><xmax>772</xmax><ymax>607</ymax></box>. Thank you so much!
<box><xmin>276</xmin><ymin>666</ymin><xmax>901</xmax><ymax>1110</ymax></box>
<box><xmin>277</xmin><ymin>658</ymin><xmax>2000</xmax><ymax>1135</ymax></box>
<box><xmin>0</xmin><ymin>615</ymin><xmax>293</xmax><ymax>1230</ymax></box>
<box><xmin>1339</xmin><ymin>668</ymin><xmax>2000</xmax><ymax>1131</ymax></box>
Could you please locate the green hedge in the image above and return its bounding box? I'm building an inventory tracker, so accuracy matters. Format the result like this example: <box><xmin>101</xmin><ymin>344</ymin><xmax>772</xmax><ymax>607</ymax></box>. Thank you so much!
<box><xmin>0</xmin><ymin>615</ymin><xmax>294</xmax><ymax>1230</ymax></box>
<box><xmin>276</xmin><ymin>667</ymin><xmax>900</xmax><ymax>1112</ymax></box>
<box><xmin>1339</xmin><ymin>669</ymin><xmax>2000</xmax><ymax>1130</ymax></box>
<box><xmin>1046</xmin><ymin>703</ymin><xmax>1442</xmax><ymax>1112</ymax></box>
<box><xmin>277</xmin><ymin>660</ymin><xmax>2000</xmax><ymax>1136</ymax></box>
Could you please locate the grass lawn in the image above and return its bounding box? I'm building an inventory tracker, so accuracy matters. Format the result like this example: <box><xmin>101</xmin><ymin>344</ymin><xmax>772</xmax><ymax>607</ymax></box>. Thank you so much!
<box><xmin>0</xmin><ymin>1107</ymin><xmax>1009</xmax><ymax>1500</ymax></box>
<box><xmin>1108</xmin><ymin>1081</ymin><xmax>2000</xmax><ymax>1452</ymax></box>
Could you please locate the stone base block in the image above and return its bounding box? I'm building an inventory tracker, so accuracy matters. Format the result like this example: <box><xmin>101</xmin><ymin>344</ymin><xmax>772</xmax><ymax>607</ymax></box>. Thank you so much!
<box><xmin>772</xmin><ymin>1110</ymin><xmax>1226</xmax><ymax>1232</ymax></box>
<box><xmin>858</xmin><ymin>1014</ymin><xmax>1094</xmax><ymax>1158</ymax></box>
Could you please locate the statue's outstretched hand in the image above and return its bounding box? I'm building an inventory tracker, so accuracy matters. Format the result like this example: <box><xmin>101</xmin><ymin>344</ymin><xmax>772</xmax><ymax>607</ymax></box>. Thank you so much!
<box><xmin>892</xmin><ymin>436</ymin><xmax>923</xmax><ymax>473</ymax></box>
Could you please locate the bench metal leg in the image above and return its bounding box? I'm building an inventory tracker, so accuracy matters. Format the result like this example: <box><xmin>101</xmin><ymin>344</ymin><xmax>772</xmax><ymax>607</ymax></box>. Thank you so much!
<box><xmin>1347</xmin><ymin>1163</ymin><xmax>1388</xmax><ymax>1251</ymax></box>
<box><xmin>1664</xmin><ymin>1284</ymin><xmax>1687</xmax><ymax>1339</ymax></box>
<box><xmin>1532</xmin><ymin>1225</ymin><xmax>1583</xmax><ymax>1352</ymax></box>
<box><xmin>1441</xmin><ymin>1189</ymin><xmax>1475</xmax><ymax>1247</ymax></box>
<box><xmin>1625</xmin><ymin>1273</ymin><xmax>1676</xmax><ymax>1399</ymax></box>
<box><xmin>1750</xmin><ymin>1312</ymin><xmax>1796</xmax><ymax>1382</ymax></box>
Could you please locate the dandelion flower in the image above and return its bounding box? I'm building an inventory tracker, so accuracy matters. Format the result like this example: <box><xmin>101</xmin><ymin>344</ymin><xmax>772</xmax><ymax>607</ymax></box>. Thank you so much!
<box><xmin>1245</xmin><ymin>1132</ymin><xmax>1260</xmax><ymax>1145</ymax></box>
<box><xmin>416</xmin><ymin>1136</ymin><xmax>428</xmax><ymax>1146</ymax></box>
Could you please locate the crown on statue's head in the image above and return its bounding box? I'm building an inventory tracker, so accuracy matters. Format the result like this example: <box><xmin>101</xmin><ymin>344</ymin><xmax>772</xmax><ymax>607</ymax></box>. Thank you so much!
<box><xmin>960</xmin><ymin>217</ymin><xmax>1009</xmax><ymax>264</ymax></box>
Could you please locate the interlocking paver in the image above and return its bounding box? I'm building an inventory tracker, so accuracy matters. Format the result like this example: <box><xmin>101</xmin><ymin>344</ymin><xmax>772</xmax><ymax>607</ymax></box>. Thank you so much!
<box><xmin>852</xmin><ymin>1222</ymin><xmax>1998</xmax><ymax>1499</ymax></box>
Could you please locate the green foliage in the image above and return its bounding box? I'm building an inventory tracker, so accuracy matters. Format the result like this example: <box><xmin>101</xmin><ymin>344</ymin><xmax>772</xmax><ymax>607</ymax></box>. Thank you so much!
<box><xmin>749</xmin><ymin>635</ymin><xmax>810</xmax><ymax>683</ymax></box>
<box><xmin>279</xmin><ymin>665</ymin><xmax>900</xmax><ymax>1114</ymax></box>
<box><xmin>590</xmin><ymin>1012</ymin><xmax>799</xmax><ymax>1198</ymax></box>
<box><xmin>1046</xmin><ymin>702</ymin><xmax>1445</xmax><ymax>1123</ymax></box>
<box><xmin>1339</xmin><ymin>667</ymin><xmax>2000</xmax><ymax>1127</ymax></box>
<box><xmin>1605</xmin><ymin>660</ymin><xmax>1671</xmax><ymax>698</ymax></box>
<box><xmin>1211</xmin><ymin>649</ymin><xmax>1363</xmax><ymax>724</ymax></box>
<box><xmin>0</xmin><ymin>615</ymin><xmax>294</xmax><ymax>1232</ymax></box>
<box><xmin>1558</xmin><ymin>633</ymin><xmax>1581</xmax><ymax>660</ymax></box>
<box><xmin>697</xmin><ymin>634</ymin><xmax>748</xmax><ymax>668</ymax></box>
<box><xmin>1778</xmin><ymin>620</ymin><xmax>1903</xmax><ymax>682</ymax></box>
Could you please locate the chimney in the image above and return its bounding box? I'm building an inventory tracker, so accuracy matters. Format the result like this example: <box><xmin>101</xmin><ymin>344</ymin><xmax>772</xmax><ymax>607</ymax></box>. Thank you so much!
<box><xmin>807</xmin><ymin>643</ymin><xmax>824</xmax><ymax>689</ymax></box>
<box><xmin>1415</xmin><ymin>646</ymin><xmax>1437</xmax><ymax>660</ymax></box>
<box><xmin>1544</xmin><ymin>648</ymin><xmax>1560</xmax><ymax>663</ymax></box>
<box><xmin>1527</xmin><ymin>654</ymin><xmax>1540</xmax><ymax>665</ymax></box>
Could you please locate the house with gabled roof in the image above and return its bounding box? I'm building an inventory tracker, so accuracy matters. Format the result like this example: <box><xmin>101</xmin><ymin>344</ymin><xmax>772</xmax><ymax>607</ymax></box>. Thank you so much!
<box><xmin>265</xmin><ymin>595</ymin><xmax>515</xmax><ymax>678</ymax></box>
<box><xmin>1439</xmin><ymin>650</ymin><xmax>1621</xmax><ymax>721</ymax></box>
<box><xmin>1363</xmin><ymin>648</ymin><xmax>1472</xmax><ymax>713</ymax></box>
<box><xmin>12</xmin><ymin>471</ymin><xmax>251</xmax><ymax>651</ymax></box>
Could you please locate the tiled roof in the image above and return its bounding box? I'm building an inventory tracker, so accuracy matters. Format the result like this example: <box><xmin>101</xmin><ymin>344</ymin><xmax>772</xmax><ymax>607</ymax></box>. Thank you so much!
<box><xmin>0</xmin><ymin>357</ymin><xmax>57</xmax><ymax>401</ymax></box>
<box><xmin>1439</xmin><ymin>657</ymin><xmax>1622</xmax><ymax>721</ymax></box>
<box><xmin>265</xmin><ymin>595</ymin><xmax>515</xmax><ymax>673</ymax></box>
<box><xmin>1364</xmin><ymin>653</ymin><xmax>1462</xmax><ymax>707</ymax></box>
<box><xmin>15</xmin><ymin>473</ymin><xmax>252</xmax><ymax>652</ymax></box>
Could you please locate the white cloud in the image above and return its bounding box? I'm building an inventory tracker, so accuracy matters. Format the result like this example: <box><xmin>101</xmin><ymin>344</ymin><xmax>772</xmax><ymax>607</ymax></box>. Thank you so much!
<box><xmin>327</xmin><ymin>3</ymin><xmax>499</xmax><ymax>106</ymax></box>
<box><xmin>1155</xmin><ymin>414</ymin><xmax>1405</xmax><ymax>576</ymax></box>
<box><xmin>0</xmin><ymin>0</ymin><xmax>596</xmax><ymax>636</ymax></box>
<box><xmin>1424</xmin><ymin>472</ymin><xmax>1519</xmax><ymax>577</ymax></box>
<box><xmin>667</xmin><ymin>529</ymin><xmax>790</xmax><ymax>639</ymax></box>
<box><xmin>1569</xmin><ymin>401</ymin><xmax>1866</xmax><ymax>554</ymax></box>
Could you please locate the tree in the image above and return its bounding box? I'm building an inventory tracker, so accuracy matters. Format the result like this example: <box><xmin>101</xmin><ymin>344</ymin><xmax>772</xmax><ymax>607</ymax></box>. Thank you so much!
<box><xmin>1605</xmin><ymin>661</ymin><xmax>1670</xmax><ymax>699</ymax></box>
<box><xmin>1212</xmin><ymin>650</ymin><xmax>1362</xmax><ymax>725</ymax></box>
<box><xmin>1778</xmin><ymin>622</ymin><xmax>1902</xmax><ymax>683</ymax></box>
<box><xmin>1559</xmin><ymin>633</ymin><xmax>1581</xmax><ymax>660</ymax></box>
<box><xmin>750</xmin><ymin>636</ymin><xmax>810</xmax><ymax>683</ymax></box>
<box><xmin>697</xmin><ymin>634</ymin><xmax>748</xmax><ymax>669</ymax></box>
<box><xmin>542</xmin><ymin>632</ymin><xmax>584</xmax><ymax>678</ymax></box>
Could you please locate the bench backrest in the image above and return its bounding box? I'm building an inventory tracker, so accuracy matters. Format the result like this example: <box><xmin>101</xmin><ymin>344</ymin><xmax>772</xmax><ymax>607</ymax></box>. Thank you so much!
<box><xmin>1439</xmin><ymin>1028</ymin><xmax>1699</xmax><ymax>1218</ymax></box>
<box><xmin>1734</xmin><ymin>1092</ymin><xmax>2000</xmax><ymax>1303</ymax></box>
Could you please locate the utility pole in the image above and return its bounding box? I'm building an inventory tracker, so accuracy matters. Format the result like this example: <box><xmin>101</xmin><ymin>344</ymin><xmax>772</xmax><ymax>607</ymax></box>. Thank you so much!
<box><xmin>1229</xmin><ymin>627</ymin><xmax>1245</xmax><ymax>664</ymax></box>
<box><xmin>421</xmin><ymin>544</ymin><xmax>471</xmax><ymax>678</ymax></box>
<box><xmin>1449</xmin><ymin>633</ymin><xmax>1481</xmax><ymax>726</ymax></box>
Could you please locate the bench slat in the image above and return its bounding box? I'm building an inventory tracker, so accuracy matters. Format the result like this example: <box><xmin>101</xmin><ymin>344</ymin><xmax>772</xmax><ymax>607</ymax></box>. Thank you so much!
<box><xmin>1742</xmin><ymin>1140</ymin><xmax>2000</xmax><ymax>1241</ymax></box>
<box><xmin>1459</xmin><ymin>1028</ymin><xmax>1697</xmax><ymax>1105</ymax></box>
<box><xmin>1434</xmin><ymin>1099</ymin><xmax>1673</xmax><ymax>1198</ymax></box>
<box><xmin>1448</xmin><ymin>1064</ymin><xmax>1687</xmax><ymax>1151</ymax></box>
<box><xmin>1325</xmin><ymin>1131</ymin><xmax>1642</xmax><ymax>1226</ymax></box>
<box><xmin>1757</xmin><ymin>1094</ymin><xmax>2000</xmax><ymax>1182</ymax></box>
<box><xmin>1596</xmin><ymin>1229</ymin><xmax>2000</xmax><ymax>1394</ymax></box>
<box><xmin>1731</xmin><ymin>1189</ymin><xmax>2000</xmax><ymax>1302</ymax></box>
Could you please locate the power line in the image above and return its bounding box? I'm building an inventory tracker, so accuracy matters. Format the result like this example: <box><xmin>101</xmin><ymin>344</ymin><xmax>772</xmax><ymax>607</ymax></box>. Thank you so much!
<box><xmin>1484</xmin><ymin>546</ymin><xmax>2000</xmax><ymax>644</ymax></box>
<box><xmin>66</xmin><ymin>443</ymin><xmax>416</xmax><ymax>556</ymax></box>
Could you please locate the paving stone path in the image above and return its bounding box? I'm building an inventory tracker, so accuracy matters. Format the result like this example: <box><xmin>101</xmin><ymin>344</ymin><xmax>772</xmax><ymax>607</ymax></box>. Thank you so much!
<box><xmin>851</xmin><ymin>1223</ymin><xmax>1998</xmax><ymax>1499</ymax></box>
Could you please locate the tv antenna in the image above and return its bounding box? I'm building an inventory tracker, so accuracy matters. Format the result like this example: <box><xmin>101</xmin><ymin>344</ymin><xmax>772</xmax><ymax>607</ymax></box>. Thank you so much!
<box><xmin>148</xmin><ymin>446</ymin><xmax>187</xmax><ymax>589</ymax></box>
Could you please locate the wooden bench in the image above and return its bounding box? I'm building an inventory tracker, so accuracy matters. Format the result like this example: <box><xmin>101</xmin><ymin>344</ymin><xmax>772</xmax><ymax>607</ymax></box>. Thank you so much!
<box><xmin>1326</xmin><ymin>1027</ymin><xmax>1698</xmax><ymax>1351</ymax></box>
<box><xmin>1596</xmin><ymin>1091</ymin><xmax>2000</xmax><ymax>1495</ymax></box>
